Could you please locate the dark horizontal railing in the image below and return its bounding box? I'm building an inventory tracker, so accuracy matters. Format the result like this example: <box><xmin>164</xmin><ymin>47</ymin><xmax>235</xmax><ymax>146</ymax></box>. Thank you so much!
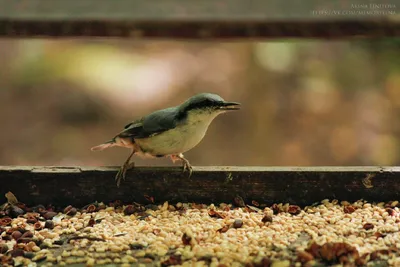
<box><xmin>1</xmin><ymin>166</ymin><xmax>399</xmax><ymax>207</ymax></box>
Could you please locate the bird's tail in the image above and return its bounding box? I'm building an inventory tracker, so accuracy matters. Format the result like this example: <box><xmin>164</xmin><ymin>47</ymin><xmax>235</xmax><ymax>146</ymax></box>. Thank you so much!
<box><xmin>90</xmin><ymin>139</ymin><xmax>116</xmax><ymax>151</ymax></box>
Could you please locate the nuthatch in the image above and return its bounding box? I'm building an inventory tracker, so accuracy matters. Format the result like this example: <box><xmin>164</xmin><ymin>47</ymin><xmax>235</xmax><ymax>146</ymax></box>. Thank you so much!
<box><xmin>91</xmin><ymin>93</ymin><xmax>241</xmax><ymax>187</ymax></box>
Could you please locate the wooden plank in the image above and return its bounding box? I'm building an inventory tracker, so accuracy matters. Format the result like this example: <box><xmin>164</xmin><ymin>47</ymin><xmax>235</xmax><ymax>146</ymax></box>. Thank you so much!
<box><xmin>0</xmin><ymin>0</ymin><xmax>398</xmax><ymax>38</ymax></box>
<box><xmin>0</xmin><ymin>166</ymin><xmax>399</xmax><ymax>208</ymax></box>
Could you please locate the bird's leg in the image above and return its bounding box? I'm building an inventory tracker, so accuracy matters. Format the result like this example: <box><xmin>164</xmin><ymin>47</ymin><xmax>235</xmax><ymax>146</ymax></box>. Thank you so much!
<box><xmin>115</xmin><ymin>149</ymin><xmax>135</xmax><ymax>187</ymax></box>
<box><xmin>171</xmin><ymin>153</ymin><xmax>193</xmax><ymax>177</ymax></box>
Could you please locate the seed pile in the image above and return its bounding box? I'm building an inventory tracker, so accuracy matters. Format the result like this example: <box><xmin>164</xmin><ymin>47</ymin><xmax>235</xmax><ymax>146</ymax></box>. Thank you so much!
<box><xmin>1</xmin><ymin>194</ymin><xmax>400</xmax><ymax>267</ymax></box>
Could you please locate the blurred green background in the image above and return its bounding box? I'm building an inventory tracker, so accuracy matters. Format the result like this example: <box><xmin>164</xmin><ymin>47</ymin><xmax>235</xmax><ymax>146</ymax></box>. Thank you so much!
<box><xmin>0</xmin><ymin>39</ymin><xmax>399</xmax><ymax>167</ymax></box>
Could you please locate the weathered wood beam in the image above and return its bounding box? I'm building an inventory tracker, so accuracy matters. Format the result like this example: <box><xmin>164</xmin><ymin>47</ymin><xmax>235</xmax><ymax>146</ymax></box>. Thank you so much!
<box><xmin>0</xmin><ymin>166</ymin><xmax>399</xmax><ymax>208</ymax></box>
<box><xmin>0</xmin><ymin>0</ymin><xmax>398</xmax><ymax>39</ymax></box>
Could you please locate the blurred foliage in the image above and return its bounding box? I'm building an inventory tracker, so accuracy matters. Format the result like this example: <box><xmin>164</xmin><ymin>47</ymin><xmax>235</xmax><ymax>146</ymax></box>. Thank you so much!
<box><xmin>0</xmin><ymin>39</ymin><xmax>399</xmax><ymax>167</ymax></box>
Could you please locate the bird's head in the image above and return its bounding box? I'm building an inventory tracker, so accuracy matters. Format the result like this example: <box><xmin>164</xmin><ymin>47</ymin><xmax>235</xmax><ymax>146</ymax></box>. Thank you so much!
<box><xmin>180</xmin><ymin>93</ymin><xmax>241</xmax><ymax>115</ymax></box>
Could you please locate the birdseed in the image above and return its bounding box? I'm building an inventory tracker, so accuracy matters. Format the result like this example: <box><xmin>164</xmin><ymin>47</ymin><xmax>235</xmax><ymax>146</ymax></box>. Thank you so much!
<box><xmin>1</xmin><ymin>197</ymin><xmax>400</xmax><ymax>266</ymax></box>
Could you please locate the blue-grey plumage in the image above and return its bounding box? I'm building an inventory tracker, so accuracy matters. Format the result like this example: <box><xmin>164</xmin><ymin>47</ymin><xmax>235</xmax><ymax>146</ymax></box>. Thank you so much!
<box><xmin>91</xmin><ymin>93</ymin><xmax>241</xmax><ymax>187</ymax></box>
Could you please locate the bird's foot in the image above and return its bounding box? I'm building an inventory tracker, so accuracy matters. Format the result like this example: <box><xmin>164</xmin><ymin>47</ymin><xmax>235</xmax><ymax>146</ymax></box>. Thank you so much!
<box><xmin>115</xmin><ymin>162</ymin><xmax>135</xmax><ymax>187</ymax></box>
<box><xmin>115</xmin><ymin>167</ymin><xmax>125</xmax><ymax>188</ymax></box>
<box><xmin>182</xmin><ymin>160</ymin><xmax>193</xmax><ymax>178</ymax></box>
<box><xmin>175</xmin><ymin>153</ymin><xmax>193</xmax><ymax>178</ymax></box>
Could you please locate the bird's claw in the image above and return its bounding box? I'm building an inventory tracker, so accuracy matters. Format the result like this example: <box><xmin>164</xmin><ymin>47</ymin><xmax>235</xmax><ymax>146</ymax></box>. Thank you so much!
<box><xmin>115</xmin><ymin>162</ymin><xmax>135</xmax><ymax>187</ymax></box>
<box><xmin>115</xmin><ymin>167</ymin><xmax>126</xmax><ymax>188</ymax></box>
<box><xmin>170</xmin><ymin>154</ymin><xmax>193</xmax><ymax>178</ymax></box>
<box><xmin>182</xmin><ymin>161</ymin><xmax>193</xmax><ymax>178</ymax></box>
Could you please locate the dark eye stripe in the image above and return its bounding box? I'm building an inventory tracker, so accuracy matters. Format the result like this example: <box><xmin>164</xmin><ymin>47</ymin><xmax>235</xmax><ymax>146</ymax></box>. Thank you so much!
<box><xmin>186</xmin><ymin>99</ymin><xmax>220</xmax><ymax>110</ymax></box>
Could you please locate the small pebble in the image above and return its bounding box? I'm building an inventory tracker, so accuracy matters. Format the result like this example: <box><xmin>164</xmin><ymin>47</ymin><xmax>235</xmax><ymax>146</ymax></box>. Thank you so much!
<box><xmin>363</xmin><ymin>223</ymin><xmax>374</xmax><ymax>230</ymax></box>
<box><xmin>0</xmin><ymin>243</ymin><xmax>8</xmax><ymax>253</ymax></box>
<box><xmin>44</xmin><ymin>220</ymin><xmax>54</xmax><ymax>229</ymax></box>
<box><xmin>233</xmin><ymin>219</ymin><xmax>243</xmax><ymax>228</ymax></box>
<box><xmin>23</xmin><ymin>251</ymin><xmax>35</xmax><ymax>259</ymax></box>
<box><xmin>262</xmin><ymin>214</ymin><xmax>273</xmax><ymax>223</ymax></box>
<box><xmin>43</xmin><ymin>211</ymin><xmax>57</xmax><ymax>220</ymax></box>
<box><xmin>11</xmin><ymin>230</ymin><xmax>22</xmax><ymax>240</ymax></box>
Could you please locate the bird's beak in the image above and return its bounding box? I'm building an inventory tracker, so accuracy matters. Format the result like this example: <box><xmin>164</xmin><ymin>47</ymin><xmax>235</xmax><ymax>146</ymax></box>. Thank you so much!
<box><xmin>219</xmin><ymin>101</ymin><xmax>241</xmax><ymax>111</ymax></box>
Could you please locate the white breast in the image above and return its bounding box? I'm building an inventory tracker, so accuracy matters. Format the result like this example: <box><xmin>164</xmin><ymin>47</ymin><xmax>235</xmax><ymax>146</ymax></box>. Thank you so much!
<box><xmin>135</xmin><ymin>110</ymin><xmax>222</xmax><ymax>156</ymax></box>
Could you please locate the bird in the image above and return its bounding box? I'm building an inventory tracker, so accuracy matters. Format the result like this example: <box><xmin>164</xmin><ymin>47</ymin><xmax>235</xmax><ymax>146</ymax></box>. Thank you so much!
<box><xmin>91</xmin><ymin>92</ymin><xmax>241</xmax><ymax>187</ymax></box>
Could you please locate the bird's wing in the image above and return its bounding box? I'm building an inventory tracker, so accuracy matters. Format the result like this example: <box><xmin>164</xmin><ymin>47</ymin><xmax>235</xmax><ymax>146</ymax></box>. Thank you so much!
<box><xmin>117</xmin><ymin>107</ymin><xmax>180</xmax><ymax>139</ymax></box>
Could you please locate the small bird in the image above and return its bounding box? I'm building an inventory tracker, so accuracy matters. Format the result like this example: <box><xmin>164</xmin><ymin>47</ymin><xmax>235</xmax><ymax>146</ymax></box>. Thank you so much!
<box><xmin>91</xmin><ymin>93</ymin><xmax>241</xmax><ymax>187</ymax></box>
